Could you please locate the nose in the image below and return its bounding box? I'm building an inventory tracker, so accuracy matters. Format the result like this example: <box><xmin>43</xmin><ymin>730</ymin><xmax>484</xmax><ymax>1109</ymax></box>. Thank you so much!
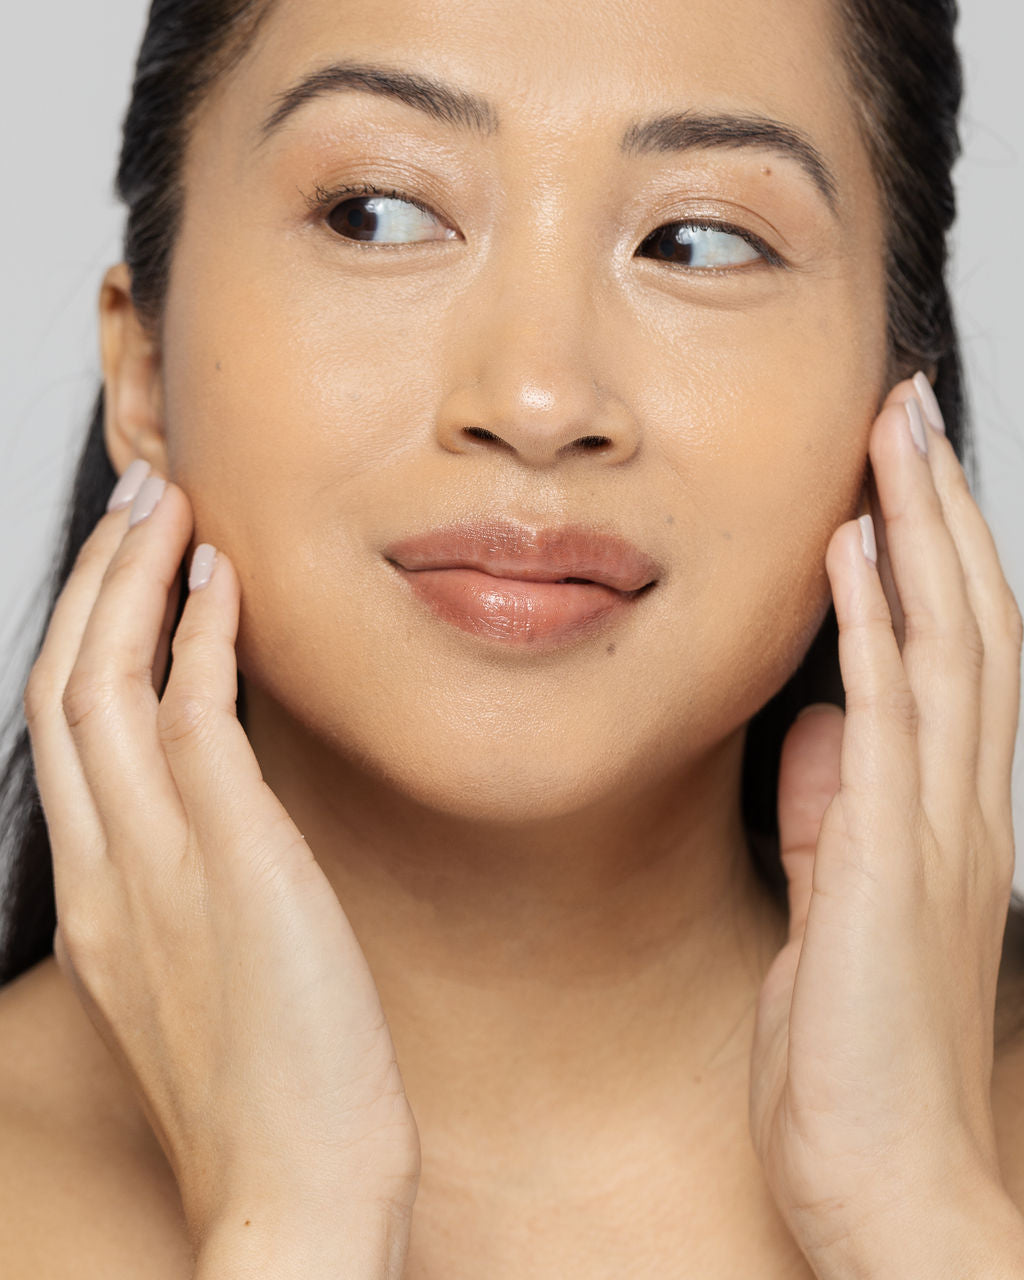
<box><xmin>435</xmin><ymin>240</ymin><xmax>641</xmax><ymax>469</ymax></box>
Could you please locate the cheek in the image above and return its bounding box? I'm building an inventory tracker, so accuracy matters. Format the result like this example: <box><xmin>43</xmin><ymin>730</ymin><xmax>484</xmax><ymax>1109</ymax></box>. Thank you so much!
<box><xmin>160</xmin><ymin>247</ymin><xmax>453</xmax><ymax>556</ymax></box>
<box><xmin>624</xmin><ymin>282</ymin><xmax>883</xmax><ymax>727</ymax></box>
<box><xmin>165</xmin><ymin>279</ymin><xmax>440</xmax><ymax>446</ymax></box>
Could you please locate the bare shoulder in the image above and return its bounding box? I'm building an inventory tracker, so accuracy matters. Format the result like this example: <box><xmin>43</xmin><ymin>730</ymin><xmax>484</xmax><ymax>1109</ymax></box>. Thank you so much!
<box><xmin>0</xmin><ymin>958</ymin><xmax>192</xmax><ymax>1278</ymax></box>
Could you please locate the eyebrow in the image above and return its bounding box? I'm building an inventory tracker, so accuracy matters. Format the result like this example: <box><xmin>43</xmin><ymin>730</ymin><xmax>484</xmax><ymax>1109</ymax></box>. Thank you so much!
<box><xmin>258</xmin><ymin>61</ymin><xmax>500</xmax><ymax>140</ymax></box>
<box><xmin>621</xmin><ymin>112</ymin><xmax>839</xmax><ymax>215</ymax></box>
<box><xmin>256</xmin><ymin>60</ymin><xmax>840</xmax><ymax>215</ymax></box>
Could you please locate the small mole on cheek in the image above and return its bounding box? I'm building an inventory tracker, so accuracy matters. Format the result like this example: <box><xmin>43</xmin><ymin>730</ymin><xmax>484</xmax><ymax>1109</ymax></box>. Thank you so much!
<box><xmin>215</xmin><ymin>360</ymin><xmax>222</xmax><ymax>372</ymax></box>
<box><xmin>665</xmin><ymin>514</ymin><xmax>675</xmax><ymax>525</ymax></box>
<box><xmin>606</xmin><ymin>643</ymin><xmax>616</xmax><ymax>655</ymax></box>
<box><xmin>761</xmin><ymin>165</ymin><xmax>772</xmax><ymax>178</ymax></box>
<box><xmin>720</xmin><ymin>529</ymin><xmax>733</xmax><ymax>541</ymax></box>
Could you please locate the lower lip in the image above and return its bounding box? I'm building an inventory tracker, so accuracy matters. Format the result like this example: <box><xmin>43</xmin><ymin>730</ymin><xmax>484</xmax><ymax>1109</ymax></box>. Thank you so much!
<box><xmin>392</xmin><ymin>566</ymin><xmax>646</xmax><ymax>647</ymax></box>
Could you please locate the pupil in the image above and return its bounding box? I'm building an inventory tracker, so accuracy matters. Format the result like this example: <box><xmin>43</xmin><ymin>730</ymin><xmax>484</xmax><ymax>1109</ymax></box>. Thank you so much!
<box><xmin>330</xmin><ymin>199</ymin><xmax>380</xmax><ymax>240</ymax></box>
<box><xmin>658</xmin><ymin>226</ymin><xmax>693</xmax><ymax>264</ymax></box>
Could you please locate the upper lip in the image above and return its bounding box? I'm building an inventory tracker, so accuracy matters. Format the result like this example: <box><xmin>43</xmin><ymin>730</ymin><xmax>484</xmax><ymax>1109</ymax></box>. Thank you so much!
<box><xmin>383</xmin><ymin>519</ymin><xmax>662</xmax><ymax>593</ymax></box>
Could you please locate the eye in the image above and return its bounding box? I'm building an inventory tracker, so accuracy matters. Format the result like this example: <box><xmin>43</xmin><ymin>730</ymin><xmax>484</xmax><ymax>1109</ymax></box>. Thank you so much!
<box><xmin>323</xmin><ymin>190</ymin><xmax>458</xmax><ymax>245</ymax></box>
<box><xmin>637</xmin><ymin>220</ymin><xmax>779</xmax><ymax>269</ymax></box>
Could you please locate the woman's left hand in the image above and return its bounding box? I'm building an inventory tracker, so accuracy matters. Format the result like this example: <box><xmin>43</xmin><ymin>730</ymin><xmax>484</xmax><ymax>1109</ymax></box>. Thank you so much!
<box><xmin>749</xmin><ymin>374</ymin><xmax>1024</xmax><ymax>1278</ymax></box>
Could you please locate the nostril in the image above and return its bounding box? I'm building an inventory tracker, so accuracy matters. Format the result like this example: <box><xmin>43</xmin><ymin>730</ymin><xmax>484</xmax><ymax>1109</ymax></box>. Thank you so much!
<box><xmin>462</xmin><ymin>427</ymin><xmax>513</xmax><ymax>449</ymax></box>
<box><xmin>460</xmin><ymin>428</ymin><xmax>612</xmax><ymax>454</ymax></box>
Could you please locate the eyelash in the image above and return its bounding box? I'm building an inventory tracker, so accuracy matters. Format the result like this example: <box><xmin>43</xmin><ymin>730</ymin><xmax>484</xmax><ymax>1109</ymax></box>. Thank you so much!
<box><xmin>302</xmin><ymin>180</ymin><xmax>786</xmax><ymax>270</ymax></box>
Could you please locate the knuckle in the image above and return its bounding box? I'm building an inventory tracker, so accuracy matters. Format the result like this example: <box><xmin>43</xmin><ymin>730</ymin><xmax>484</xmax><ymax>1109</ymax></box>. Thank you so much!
<box><xmin>853</xmin><ymin>679</ymin><xmax>919</xmax><ymax>737</ymax></box>
<box><xmin>958</xmin><ymin>616</ymin><xmax>986</xmax><ymax>668</ymax></box>
<box><xmin>56</xmin><ymin>905</ymin><xmax>107</xmax><ymax>972</ymax></box>
<box><xmin>904</xmin><ymin>609</ymin><xmax>985</xmax><ymax>668</ymax></box>
<box><xmin>887</xmin><ymin>683</ymin><xmax>921</xmax><ymax>736</ymax></box>
<box><xmin>169</xmin><ymin>612</ymin><xmax>206</xmax><ymax>657</ymax></box>
<box><xmin>157</xmin><ymin>693</ymin><xmax>216</xmax><ymax>750</ymax></box>
<box><xmin>61</xmin><ymin>670</ymin><xmax>115</xmax><ymax>732</ymax></box>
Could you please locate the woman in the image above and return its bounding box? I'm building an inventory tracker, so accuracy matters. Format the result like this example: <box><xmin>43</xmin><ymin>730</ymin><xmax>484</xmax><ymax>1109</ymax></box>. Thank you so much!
<box><xmin>1</xmin><ymin>0</ymin><xmax>1024</xmax><ymax>1275</ymax></box>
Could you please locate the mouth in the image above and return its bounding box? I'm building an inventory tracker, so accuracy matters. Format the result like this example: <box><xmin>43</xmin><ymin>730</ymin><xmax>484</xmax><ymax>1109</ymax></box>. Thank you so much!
<box><xmin>382</xmin><ymin>519</ymin><xmax>661</xmax><ymax>648</ymax></box>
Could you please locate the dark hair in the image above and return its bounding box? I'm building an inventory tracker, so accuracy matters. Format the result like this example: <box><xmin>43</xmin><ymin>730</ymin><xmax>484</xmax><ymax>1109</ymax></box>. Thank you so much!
<box><xmin>2</xmin><ymin>0</ymin><xmax>1022</xmax><ymax>988</ymax></box>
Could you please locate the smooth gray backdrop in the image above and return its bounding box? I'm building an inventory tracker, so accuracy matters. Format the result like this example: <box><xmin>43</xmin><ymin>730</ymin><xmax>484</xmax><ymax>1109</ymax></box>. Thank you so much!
<box><xmin>3</xmin><ymin>4</ymin><xmax>1023</xmax><ymax>892</ymax></box>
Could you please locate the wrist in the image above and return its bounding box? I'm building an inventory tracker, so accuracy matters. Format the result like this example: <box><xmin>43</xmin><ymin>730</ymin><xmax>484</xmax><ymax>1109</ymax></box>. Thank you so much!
<box><xmin>804</xmin><ymin>1176</ymin><xmax>1024</xmax><ymax>1280</ymax></box>
<box><xmin>192</xmin><ymin>1199</ymin><xmax>412</xmax><ymax>1280</ymax></box>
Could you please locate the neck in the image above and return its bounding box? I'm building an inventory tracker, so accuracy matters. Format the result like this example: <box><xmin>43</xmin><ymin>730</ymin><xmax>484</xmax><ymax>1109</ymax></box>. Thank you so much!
<box><xmin>242</xmin><ymin>681</ymin><xmax>789</xmax><ymax>1184</ymax></box>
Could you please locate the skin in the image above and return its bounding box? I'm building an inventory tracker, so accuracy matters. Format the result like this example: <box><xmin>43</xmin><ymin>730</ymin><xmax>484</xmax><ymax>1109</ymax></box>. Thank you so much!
<box><xmin>6</xmin><ymin>0</ymin><xmax>1024</xmax><ymax>1275</ymax></box>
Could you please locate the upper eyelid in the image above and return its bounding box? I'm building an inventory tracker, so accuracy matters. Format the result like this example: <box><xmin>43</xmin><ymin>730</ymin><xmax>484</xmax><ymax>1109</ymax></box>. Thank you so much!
<box><xmin>303</xmin><ymin>180</ymin><xmax>442</xmax><ymax>220</ymax></box>
<box><xmin>643</xmin><ymin>217</ymin><xmax>781</xmax><ymax>266</ymax></box>
<box><xmin>307</xmin><ymin>181</ymin><xmax>785</xmax><ymax>265</ymax></box>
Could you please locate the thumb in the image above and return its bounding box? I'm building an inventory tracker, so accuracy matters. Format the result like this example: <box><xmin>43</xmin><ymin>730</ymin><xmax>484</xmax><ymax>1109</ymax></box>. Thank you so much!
<box><xmin>777</xmin><ymin>703</ymin><xmax>844</xmax><ymax>945</ymax></box>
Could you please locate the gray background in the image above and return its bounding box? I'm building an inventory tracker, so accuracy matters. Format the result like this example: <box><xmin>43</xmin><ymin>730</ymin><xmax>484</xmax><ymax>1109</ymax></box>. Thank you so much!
<box><xmin>2</xmin><ymin>4</ymin><xmax>1022</xmax><ymax>893</ymax></box>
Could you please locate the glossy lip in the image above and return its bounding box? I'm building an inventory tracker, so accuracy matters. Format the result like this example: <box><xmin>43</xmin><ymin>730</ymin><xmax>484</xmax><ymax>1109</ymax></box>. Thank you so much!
<box><xmin>383</xmin><ymin>519</ymin><xmax>664</xmax><ymax>592</ymax></box>
<box><xmin>382</xmin><ymin>519</ymin><xmax>662</xmax><ymax>648</ymax></box>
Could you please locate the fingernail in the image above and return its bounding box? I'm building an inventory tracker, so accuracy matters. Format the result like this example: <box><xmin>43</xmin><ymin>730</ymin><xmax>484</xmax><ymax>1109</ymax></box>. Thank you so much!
<box><xmin>189</xmin><ymin>543</ymin><xmax>217</xmax><ymax>591</ymax></box>
<box><xmin>129</xmin><ymin>475</ymin><xmax>166</xmax><ymax>528</ymax></box>
<box><xmin>905</xmin><ymin>397</ymin><xmax>928</xmax><ymax>457</ymax></box>
<box><xmin>912</xmin><ymin>371</ymin><xmax>945</xmax><ymax>434</ymax></box>
<box><xmin>106</xmin><ymin>459</ymin><xmax>151</xmax><ymax>512</ymax></box>
<box><xmin>858</xmin><ymin>513</ymin><xmax>877</xmax><ymax>565</ymax></box>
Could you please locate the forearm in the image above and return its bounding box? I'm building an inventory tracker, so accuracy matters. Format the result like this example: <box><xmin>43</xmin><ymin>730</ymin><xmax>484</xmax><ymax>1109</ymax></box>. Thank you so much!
<box><xmin>808</xmin><ymin>1181</ymin><xmax>1024</xmax><ymax>1280</ymax></box>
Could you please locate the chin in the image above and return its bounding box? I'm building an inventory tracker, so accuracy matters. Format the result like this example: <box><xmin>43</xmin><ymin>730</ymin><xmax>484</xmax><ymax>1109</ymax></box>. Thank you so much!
<box><xmin>344</xmin><ymin>722</ymin><xmax>658</xmax><ymax>826</ymax></box>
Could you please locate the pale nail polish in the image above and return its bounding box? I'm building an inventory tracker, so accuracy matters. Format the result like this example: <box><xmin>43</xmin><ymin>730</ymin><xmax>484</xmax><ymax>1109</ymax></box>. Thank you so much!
<box><xmin>106</xmin><ymin>459</ymin><xmax>151</xmax><ymax>512</ymax></box>
<box><xmin>189</xmin><ymin>544</ymin><xmax>217</xmax><ymax>591</ymax></box>
<box><xmin>905</xmin><ymin>397</ymin><xmax>928</xmax><ymax>457</ymax></box>
<box><xmin>912</xmin><ymin>371</ymin><xmax>945</xmax><ymax>434</ymax></box>
<box><xmin>129</xmin><ymin>475</ymin><xmax>166</xmax><ymax>528</ymax></box>
<box><xmin>858</xmin><ymin>514</ymin><xmax>877</xmax><ymax>565</ymax></box>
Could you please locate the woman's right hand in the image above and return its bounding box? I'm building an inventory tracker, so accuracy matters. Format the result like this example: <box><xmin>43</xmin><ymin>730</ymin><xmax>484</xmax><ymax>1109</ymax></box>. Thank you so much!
<box><xmin>22</xmin><ymin>461</ymin><xmax>421</xmax><ymax>1272</ymax></box>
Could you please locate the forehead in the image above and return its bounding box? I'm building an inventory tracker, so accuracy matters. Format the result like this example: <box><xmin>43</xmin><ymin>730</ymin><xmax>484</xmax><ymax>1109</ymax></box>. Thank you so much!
<box><xmin>211</xmin><ymin>0</ymin><xmax>860</xmax><ymax>162</ymax></box>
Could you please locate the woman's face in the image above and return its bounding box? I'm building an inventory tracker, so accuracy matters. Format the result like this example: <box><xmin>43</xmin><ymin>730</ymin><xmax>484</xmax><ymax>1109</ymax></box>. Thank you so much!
<box><xmin>150</xmin><ymin>0</ymin><xmax>888</xmax><ymax>820</ymax></box>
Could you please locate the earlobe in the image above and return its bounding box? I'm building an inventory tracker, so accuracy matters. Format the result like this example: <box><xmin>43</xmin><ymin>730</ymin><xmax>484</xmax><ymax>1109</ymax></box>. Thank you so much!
<box><xmin>99</xmin><ymin>262</ymin><xmax>169</xmax><ymax>479</ymax></box>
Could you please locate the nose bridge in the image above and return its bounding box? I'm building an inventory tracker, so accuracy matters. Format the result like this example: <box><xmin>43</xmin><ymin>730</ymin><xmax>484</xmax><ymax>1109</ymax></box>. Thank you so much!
<box><xmin>479</xmin><ymin>215</ymin><xmax>597</xmax><ymax>414</ymax></box>
<box><xmin>437</xmin><ymin>187</ymin><xmax>640</xmax><ymax>464</ymax></box>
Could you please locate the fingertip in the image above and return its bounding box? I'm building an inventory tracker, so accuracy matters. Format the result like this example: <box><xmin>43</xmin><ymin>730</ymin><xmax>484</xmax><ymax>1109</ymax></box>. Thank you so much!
<box><xmin>796</xmin><ymin>700</ymin><xmax>844</xmax><ymax>723</ymax></box>
<box><xmin>178</xmin><ymin>542</ymin><xmax>240</xmax><ymax>648</ymax></box>
<box><xmin>825</xmin><ymin>517</ymin><xmax>868</xmax><ymax>579</ymax></box>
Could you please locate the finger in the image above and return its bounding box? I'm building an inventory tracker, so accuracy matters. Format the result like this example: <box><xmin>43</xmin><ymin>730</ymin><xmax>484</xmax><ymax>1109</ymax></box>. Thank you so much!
<box><xmin>154</xmin><ymin>562</ymin><xmax>186</xmax><ymax>700</ymax></box>
<box><xmin>23</xmin><ymin>463</ymin><xmax>154</xmax><ymax>868</ymax></box>
<box><xmin>890</xmin><ymin>380</ymin><xmax>1023</xmax><ymax>831</ymax></box>
<box><xmin>777</xmin><ymin>703</ymin><xmax>844</xmax><ymax>944</ymax></box>
<box><xmin>157</xmin><ymin>545</ymin><xmax>301</xmax><ymax>866</ymax></box>
<box><xmin>860</xmin><ymin>376</ymin><xmax>940</xmax><ymax>656</ymax></box>
<box><xmin>868</xmin><ymin>393</ymin><xmax>980</xmax><ymax>819</ymax></box>
<box><xmin>824</xmin><ymin>515</ymin><xmax>919</xmax><ymax>866</ymax></box>
<box><xmin>61</xmin><ymin>477</ymin><xmax>193</xmax><ymax>852</ymax></box>
<box><xmin>866</xmin><ymin>467</ymin><xmax>905</xmax><ymax>650</ymax></box>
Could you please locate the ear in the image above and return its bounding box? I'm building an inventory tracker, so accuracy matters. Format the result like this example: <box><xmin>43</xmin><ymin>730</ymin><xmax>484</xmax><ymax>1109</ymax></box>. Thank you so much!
<box><xmin>99</xmin><ymin>262</ymin><xmax>169</xmax><ymax>479</ymax></box>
